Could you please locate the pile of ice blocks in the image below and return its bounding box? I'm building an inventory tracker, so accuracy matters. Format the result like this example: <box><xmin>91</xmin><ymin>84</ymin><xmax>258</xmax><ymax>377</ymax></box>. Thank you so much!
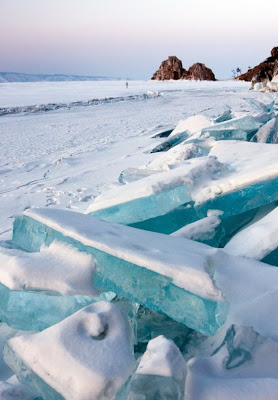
<box><xmin>1</xmin><ymin>95</ymin><xmax>278</xmax><ymax>399</ymax></box>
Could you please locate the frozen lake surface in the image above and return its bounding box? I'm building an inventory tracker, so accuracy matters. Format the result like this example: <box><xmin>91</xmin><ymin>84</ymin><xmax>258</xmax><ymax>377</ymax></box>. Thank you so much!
<box><xmin>0</xmin><ymin>79</ymin><xmax>269</xmax><ymax>240</ymax></box>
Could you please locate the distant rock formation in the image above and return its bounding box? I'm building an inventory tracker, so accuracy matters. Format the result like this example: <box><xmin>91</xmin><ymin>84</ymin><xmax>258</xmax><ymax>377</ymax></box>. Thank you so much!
<box><xmin>187</xmin><ymin>63</ymin><xmax>216</xmax><ymax>81</ymax></box>
<box><xmin>237</xmin><ymin>47</ymin><xmax>278</xmax><ymax>91</ymax></box>
<box><xmin>151</xmin><ymin>56</ymin><xmax>216</xmax><ymax>81</ymax></box>
<box><xmin>151</xmin><ymin>56</ymin><xmax>187</xmax><ymax>81</ymax></box>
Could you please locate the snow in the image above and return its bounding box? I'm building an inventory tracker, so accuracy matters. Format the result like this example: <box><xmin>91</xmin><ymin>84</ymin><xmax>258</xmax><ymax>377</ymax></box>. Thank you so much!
<box><xmin>0</xmin><ymin>241</ymin><xmax>96</xmax><ymax>296</ymax></box>
<box><xmin>136</xmin><ymin>335</ymin><xmax>185</xmax><ymax>382</ymax></box>
<box><xmin>224</xmin><ymin>206</ymin><xmax>278</xmax><ymax>260</ymax></box>
<box><xmin>169</xmin><ymin>114</ymin><xmax>212</xmax><ymax>137</ymax></box>
<box><xmin>5</xmin><ymin>302</ymin><xmax>135</xmax><ymax>400</ymax></box>
<box><xmin>22</xmin><ymin>207</ymin><xmax>222</xmax><ymax>301</ymax></box>
<box><xmin>0</xmin><ymin>79</ymin><xmax>261</xmax><ymax>240</ymax></box>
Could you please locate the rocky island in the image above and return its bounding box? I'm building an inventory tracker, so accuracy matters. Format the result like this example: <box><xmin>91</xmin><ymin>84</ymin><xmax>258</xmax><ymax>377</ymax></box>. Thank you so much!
<box><xmin>151</xmin><ymin>56</ymin><xmax>216</xmax><ymax>81</ymax></box>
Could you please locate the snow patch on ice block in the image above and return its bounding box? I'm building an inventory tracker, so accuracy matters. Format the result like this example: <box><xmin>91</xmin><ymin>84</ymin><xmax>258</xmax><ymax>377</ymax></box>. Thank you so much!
<box><xmin>193</xmin><ymin>141</ymin><xmax>278</xmax><ymax>217</ymax></box>
<box><xmin>12</xmin><ymin>208</ymin><xmax>228</xmax><ymax>335</ymax></box>
<box><xmin>86</xmin><ymin>157</ymin><xmax>227</xmax><ymax>225</ymax></box>
<box><xmin>146</xmin><ymin>142</ymin><xmax>205</xmax><ymax>171</ymax></box>
<box><xmin>129</xmin><ymin>336</ymin><xmax>186</xmax><ymax>400</ymax></box>
<box><xmin>169</xmin><ymin>115</ymin><xmax>212</xmax><ymax>137</ymax></box>
<box><xmin>0</xmin><ymin>241</ymin><xmax>96</xmax><ymax>296</ymax></box>
<box><xmin>171</xmin><ymin>214</ymin><xmax>224</xmax><ymax>247</ymax></box>
<box><xmin>224</xmin><ymin>206</ymin><xmax>278</xmax><ymax>260</ymax></box>
<box><xmin>4</xmin><ymin>302</ymin><xmax>135</xmax><ymax>400</ymax></box>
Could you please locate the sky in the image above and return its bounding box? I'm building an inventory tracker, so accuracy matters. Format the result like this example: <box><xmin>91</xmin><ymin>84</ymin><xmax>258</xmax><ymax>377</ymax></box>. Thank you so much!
<box><xmin>0</xmin><ymin>0</ymin><xmax>277</xmax><ymax>80</ymax></box>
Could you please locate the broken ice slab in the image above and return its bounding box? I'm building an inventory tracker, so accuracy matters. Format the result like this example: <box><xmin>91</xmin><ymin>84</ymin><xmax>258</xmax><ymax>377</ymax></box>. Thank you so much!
<box><xmin>4</xmin><ymin>302</ymin><xmax>136</xmax><ymax>400</ymax></box>
<box><xmin>194</xmin><ymin>141</ymin><xmax>278</xmax><ymax>220</ymax></box>
<box><xmin>214</xmin><ymin>109</ymin><xmax>233</xmax><ymax>123</ymax></box>
<box><xmin>12</xmin><ymin>208</ymin><xmax>228</xmax><ymax>335</ymax></box>
<box><xmin>151</xmin><ymin>128</ymin><xmax>173</xmax><ymax>138</ymax></box>
<box><xmin>201</xmin><ymin>128</ymin><xmax>248</xmax><ymax>141</ymax></box>
<box><xmin>251</xmin><ymin>116</ymin><xmax>278</xmax><ymax>143</ymax></box>
<box><xmin>86</xmin><ymin>156</ymin><xmax>227</xmax><ymax>227</ymax></box>
<box><xmin>128</xmin><ymin>336</ymin><xmax>186</xmax><ymax>400</ymax></box>
<box><xmin>245</xmin><ymin>97</ymin><xmax>275</xmax><ymax>112</ymax></box>
<box><xmin>146</xmin><ymin>142</ymin><xmax>205</xmax><ymax>171</ymax></box>
<box><xmin>0</xmin><ymin>242</ymin><xmax>100</xmax><ymax>331</ymax></box>
<box><xmin>118</xmin><ymin>167</ymin><xmax>160</xmax><ymax>185</ymax></box>
<box><xmin>171</xmin><ymin>213</ymin><xmax>224</xmax><ymax>247</ymax></box>
<box><xmin>185</xmin><ymin>325</ymin><xmax>278</xmax><ymax>400</ymax></box>
<box><xmin>150</xmin><ymin>131</ymin><xmax>189</xmax><ymax>153</ymax></box>
<box><xmin>169</xmin><ymin>115</ymin><xmax>212</xmax><ymax>137</ymax></box>
<box><xmin>201</xmin><ymin>115</ymin><xmax>261</xmax><ymax>139</ymax></box>
<box><xmin>225</xmin><ymin>206</ymin><xmax>278</xmax><ymax>261</ymax></box>
<box><xmin>254</xmin><ymin>111</ymin><xmax>275</xmax><ymax>124</ymax></box>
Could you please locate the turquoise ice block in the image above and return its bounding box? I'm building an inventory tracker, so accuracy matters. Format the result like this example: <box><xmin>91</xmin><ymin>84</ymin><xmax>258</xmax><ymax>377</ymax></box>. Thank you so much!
<box><xmin>12</xmin><ymin>208</ymin><xmax>228</xmax><ymax>336</ymax></box>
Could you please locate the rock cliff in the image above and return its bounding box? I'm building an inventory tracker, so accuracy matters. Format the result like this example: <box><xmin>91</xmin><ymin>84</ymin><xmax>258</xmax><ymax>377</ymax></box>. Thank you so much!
<box><xmin>237</xmin><ymin>47</ymin><xmax>278</xmax><ymax>84</ymax></box>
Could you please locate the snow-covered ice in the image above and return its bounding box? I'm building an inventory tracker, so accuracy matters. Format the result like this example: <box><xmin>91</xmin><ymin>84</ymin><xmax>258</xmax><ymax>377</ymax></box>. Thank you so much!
<box><xmin>1</xmin><ymin>79</ymin><xmax>278</xmax><ymax>399</ymax></box>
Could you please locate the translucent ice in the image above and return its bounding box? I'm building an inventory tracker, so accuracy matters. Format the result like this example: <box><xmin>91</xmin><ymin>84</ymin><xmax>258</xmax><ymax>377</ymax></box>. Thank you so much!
<box><xmin>0</xmin><ymin>242</ymin><xmax>99</xmax><ymax>331</ymax></box>
<box><xmin>185</xmin><ymin>325</ymin><xmax>278</xmax><ymax>400</ymax></box>
<box><xmin>201</xmin><ymin>115</ymin><xmax>261</xmax><ymax>139</ymax></box>
<box><xmin>201</xmin><ymin>128</ymin><xmax>248</xmax><ymax>141</ymax></box>
<box><xmin>0</xmin><ymin>376</ymin><xmax>41</xmax><ymax>400</ymax></box>
<box><xmin>4</xmin><ymin>302</ymin><xmax>135</xmax><ymax>400</ymax></box>
<box><xmin>150</xmin><ymin>131</ymin><xmax>189</xmax><ymax>153</ymax></box>
<box><xmin>118</xmin><ymin>167</ymin><xmax>159</xmax><ymax>184</ymax></box>
<box><xmin>214</xmin><ymin>109</ymin><xmax>232</xmax><ymax>123</ymax></box>
<box><xmin>251</xmin><ymin>117</ymin><xmax>278</xmax><ymax>143</ymax></box>
<box><xmin>129</xmin><ymin>336</ymin><xmax>186</xmax><ymax>400</ymax></box>
<box><xmin>245</xmin><ymin>98</ymin><xmax>275</xmax><ymax>112</ymax></box>
<box><xmin>86</xmin><ymin>156</ymin><xmax>226</xmax><ymax>227</ymax></box>
<box><xmin>12</xmin><ymin>208</ymin><xmax>228</xmax><ymax>335</ymax></box>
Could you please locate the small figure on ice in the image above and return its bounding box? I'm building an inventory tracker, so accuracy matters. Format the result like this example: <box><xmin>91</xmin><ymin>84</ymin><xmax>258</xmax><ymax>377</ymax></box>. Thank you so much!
<box><xmin>125</xmin><ymin>81</ymin><xmax>128</xmax><ymax>88</ymax></box>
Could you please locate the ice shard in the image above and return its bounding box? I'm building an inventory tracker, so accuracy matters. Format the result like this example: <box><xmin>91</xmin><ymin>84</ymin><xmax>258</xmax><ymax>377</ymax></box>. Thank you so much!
<box><xmin>201</xmin><ymin>128</ymin><xmax>248</xmax><ymax>141</ymax></box>
<box><xmin>201</xmin><ymin>115</ymin><xmax>261</xmax><ymax>139</ymax></box>
<box><xmin>214</xmin><ymin>109</ymin><xmax>232</xmax><ymax>123</ymax></box>
<box><xmin>225</xmin><ymin>206</ymin><xmax>278</xmax><ymax>261</ymax></box>
<box><xmin>194</xmin><ymin>141</ymin><xmax>278</xmax><ymax>220</ymax></box>
<box><xmin>251</xmin><ymin>117</ymin><xmax>278</xmax><ymax>143</ymax></box>
<box><xmin>118</xmin><ymin>167</ymin><xmax>160</xmax><ymax>185</ymax></box>
<box><xmin>86</xmin><ymin>156</ymin><xmax>227</xmax><ymax>227</ymax></box>
<box><xmin>150</xmin><ymin>131</ymin><xmax>189</xmax><ymax>153</ymax></box>
<box><xmin>4</xmin><ymin>302</ymin><xmax>136</xmax><ymax>400</ymax></box>
<box><xmin>12</xmin><ymin>208</ymin><xmax>228</xmax><ymax>335</ymax></box>
<box><xmin>128</xmin><ymin>336</ymin><xmax>186</xmax><ymax>400</ymax></box>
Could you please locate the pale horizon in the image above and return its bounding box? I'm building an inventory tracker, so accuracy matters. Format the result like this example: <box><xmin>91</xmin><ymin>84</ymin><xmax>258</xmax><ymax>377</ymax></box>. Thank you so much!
<box><xmin>1</xmin><ymin>0</ymin><xmax>277</xmax><ymax>80</ymax></box>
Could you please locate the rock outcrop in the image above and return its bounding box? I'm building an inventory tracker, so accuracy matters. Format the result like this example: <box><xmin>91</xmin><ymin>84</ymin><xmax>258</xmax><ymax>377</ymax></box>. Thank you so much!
<box><xmin>151</xmin><ymin>56</ymin><xmax>216</xmax><ymax>81</ymax></box>
<box><xmin>151</xmin><ymin>56</ymin><xmax>187</xmax><ymax>80</ymax></box>
<box><xmin>187</xmin><ymin>63</ymin><xmax>216</xmax><ymax>81</ymax></box>
<box><xmin>237</xmin><ymin>47</ymin><xmax>278</xmax><ymax>86</ymax></box>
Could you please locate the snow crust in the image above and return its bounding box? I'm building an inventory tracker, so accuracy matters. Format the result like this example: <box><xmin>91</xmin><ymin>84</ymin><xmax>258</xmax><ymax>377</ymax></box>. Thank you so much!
<box><xmin>136</xmin><ymin>335</ymin><xmax>185</xmax><ymax>382</ymax></box>
<box><xmin>0</xmin><ymin>241</ymin><xmax>96</xmax><ymax>295</ymax></box>
<box><xmin>5</xmin><ymin>302</ymin><xmax>135</xmax><ymax>400</ymax></box>
<box><xmin>23</xmin><ymin>208</ymin><xmax>222</xmax><ymax>301</ymax></box>
<box><xmin>224</xmin><ymin>206</ymin><xmax>278</xmax><ymax>260</ymax></box>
